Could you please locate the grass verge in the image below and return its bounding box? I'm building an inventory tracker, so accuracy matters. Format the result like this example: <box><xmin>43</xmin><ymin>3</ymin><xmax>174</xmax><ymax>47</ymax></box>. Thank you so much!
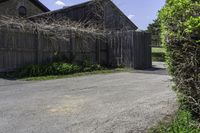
<box><xmin>0</xmin><ymin>68</ymin><xmax>128</xmax><ymax>81</ymax></box>
<box><xmin>152</xmin><ymin>47</ymin><xmax>165</xmax><ymax>62</ymax></box>
<box><xmin>149</xmin><ymin>110</ymin><xmax>200</xmax><ymax>133</ymax></box>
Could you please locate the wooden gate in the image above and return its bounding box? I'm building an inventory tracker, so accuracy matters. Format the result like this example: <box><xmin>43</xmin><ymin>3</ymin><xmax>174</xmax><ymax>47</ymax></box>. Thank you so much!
<box><xmin>107</xmin><ymin>31</ymin><xmax>152</xmax><ymax>69</ymax></box>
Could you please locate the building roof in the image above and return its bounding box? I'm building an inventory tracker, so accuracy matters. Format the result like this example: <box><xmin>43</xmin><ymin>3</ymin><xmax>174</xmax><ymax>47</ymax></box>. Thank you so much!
<box><xmin>29</xmin><ymin>0</ymin><xmax>138</xmax><ymax>30</ymax></box>
<box><xmin>107</xmin><ymin>1</ymin><xmax>138</xmax><ymax>30</ymax></box>
<box><xmin>29</xmin><ymin>1</ymin><xmax>94</xmax><ymax>18</ymax></box>
<box><xmin>0</xmin><ymin>0</ymin><xmax>50</xmax><ymax>12</ymax></box>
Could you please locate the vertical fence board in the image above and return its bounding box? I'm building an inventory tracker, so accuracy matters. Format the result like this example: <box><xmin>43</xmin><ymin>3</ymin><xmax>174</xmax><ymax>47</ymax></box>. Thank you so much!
<box><xmin>107</xmin><ymin>31</ymin><xmax>152</xmax><ymax>69</ymax></box>
<box><xmin>0</xmin><ymin>29</ymin><xmax>152</xmax><ymax>72</ymax></box>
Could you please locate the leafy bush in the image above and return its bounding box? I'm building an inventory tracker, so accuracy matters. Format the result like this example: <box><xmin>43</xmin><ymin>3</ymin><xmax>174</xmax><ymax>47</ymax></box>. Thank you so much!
<box><xmin>12</xmin><ymin>62</ymin><xmax>104</xmax><ymax>78</ymax></box>
<box><xmin>18</xmin><ymin>64</ymin><xmax>43</xmax><ymax>77</ymax></box>
<box><xmin>45</xmin><ymin>62</ymin><xmax>81</xmax><ymax>75</ymax></box>
<box><xmin>0</xmin><ymin>61</ymin><xmax>105</xmax><ymax>79</ymax></box>
<box><xmin>78</xmin><ymin>59</ymin><xmax>103</xmax><ymax>72</ymax></box>
<box><xmin>159</xmin><ymin>0</ymin><xmax>200</xmax><ymax>117</ymax></box>
<box><xmin>83</xmin><ymin>64</ymin><xmax>102</xmax><ymax>72</ymax></box>
<box><xmin>17</xmin><ymin>62</ymin><xmax>82</xmax><ymax>77</ymax></box>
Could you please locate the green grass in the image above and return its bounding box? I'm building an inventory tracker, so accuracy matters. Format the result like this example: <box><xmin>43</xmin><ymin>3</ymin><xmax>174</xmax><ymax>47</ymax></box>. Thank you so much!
<box><xmin>5</xmin><ymin>68</ymin><xmax>128</xmax><ymax>81</ymax></box>
<box><xmin>149</xmin><ymin>110</ymin><xmax>200</xmax><ymax>133</ymax></box>
<box><xmin>152</xmin><ymin>47</ymin><xmax>166</xmax><ymax>62</ymax></box>
<box><xmin>0</xmin><ymin>61</ymin><xmax>130</xmax><ymax>81</ymax></box>
<box><xmin>152</xmin><ymin>47</ymin><xmax>165</xmax><ymax>53</ymax></box>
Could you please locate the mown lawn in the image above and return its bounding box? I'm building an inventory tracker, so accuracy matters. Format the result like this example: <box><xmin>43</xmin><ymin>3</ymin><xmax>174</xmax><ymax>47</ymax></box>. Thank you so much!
<box><xmin>152</xmin><ymin>47</ymin><xmax>165</xmax><ymax>62</ymax></box>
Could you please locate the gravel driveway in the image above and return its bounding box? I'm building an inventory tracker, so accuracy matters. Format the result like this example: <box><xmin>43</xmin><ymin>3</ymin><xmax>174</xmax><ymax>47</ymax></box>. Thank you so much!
<box><xmin>0</xmin><ymin>62</ymin><xmax>177</xmax><ymax>133</ymax></box>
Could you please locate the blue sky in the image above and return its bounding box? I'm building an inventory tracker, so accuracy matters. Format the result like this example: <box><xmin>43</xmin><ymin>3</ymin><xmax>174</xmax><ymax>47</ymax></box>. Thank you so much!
<box><xmin>40</xmin><ymin>0</ymin><xmax>165</xmax><ymax>30</ymax></box>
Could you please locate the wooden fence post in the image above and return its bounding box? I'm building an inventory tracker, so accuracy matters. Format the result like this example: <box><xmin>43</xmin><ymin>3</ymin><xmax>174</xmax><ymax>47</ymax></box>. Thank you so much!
<box><xmin>70</xmin><ymin>31</ymin><xmax>75</xmax><ymax>63</ymax></box>
<box><xmin>37</xmin><ymin>32</ymin><xmax>42</xmax><ymax>64</ymax></box>
<box><xmin>96</xmin><ymin>37</ymin><xmax>100</xmax><ymax>64</ymax></box>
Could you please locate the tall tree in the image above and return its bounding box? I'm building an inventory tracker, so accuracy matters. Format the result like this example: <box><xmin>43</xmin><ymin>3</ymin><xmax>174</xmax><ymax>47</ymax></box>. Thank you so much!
<box><xmin>147</xmin><ymin>18</ymin><xmax>161</xmax><ymax>47</ymax></box>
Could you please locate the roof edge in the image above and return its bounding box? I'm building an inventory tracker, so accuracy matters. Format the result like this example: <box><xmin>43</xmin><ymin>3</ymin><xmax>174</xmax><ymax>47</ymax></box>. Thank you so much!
<box><xmin>29</xmin><ymin>1</ymin><xmax>92</xmax><ymax>18</ymax></box>
<box><xmin>29</xmin><ymin>0</ymin><xmax>138</xmax><ymax>30</ymax></box>
<box><xmin>107</xmin><ymin>0</ymin><xmax>138</xmax><ymax>30</ymax></box>
<box><xmin>29</xmin><ymin>0</ymin><xmax>50</xmax><ymax>12</ymax></box>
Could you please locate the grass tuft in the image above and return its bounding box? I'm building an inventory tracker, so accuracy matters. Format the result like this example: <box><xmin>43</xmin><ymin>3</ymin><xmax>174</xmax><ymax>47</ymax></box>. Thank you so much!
<box><xmin>149</xmin><ymin>110</ymin><xmax>200</xmax><ymax>133</ymax></box>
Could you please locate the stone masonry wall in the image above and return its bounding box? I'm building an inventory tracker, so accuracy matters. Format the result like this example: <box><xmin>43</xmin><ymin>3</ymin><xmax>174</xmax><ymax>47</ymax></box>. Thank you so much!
<box><xmin>0</xmin><ymin>0</ymin><xmax>44</xmax><ymax>17</ymax></box>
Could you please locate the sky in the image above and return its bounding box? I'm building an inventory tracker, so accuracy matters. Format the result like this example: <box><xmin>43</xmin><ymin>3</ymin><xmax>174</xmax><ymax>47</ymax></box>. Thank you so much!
<box><xmin>40</xmin><ymin>0</ymin><xmax>165</xmax><ymax>30</ymax></box>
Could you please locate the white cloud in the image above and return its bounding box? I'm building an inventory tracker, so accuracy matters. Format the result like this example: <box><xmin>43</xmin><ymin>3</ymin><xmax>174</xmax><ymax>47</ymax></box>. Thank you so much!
<box><xmin>128</xmin><ymin>14</ymin><xmax>135</xmax><ymax>20</ymax></box>
<box><xmin>55</xmin><ymin>1</ymin><xmax>66</xmax><ymax>6</ymax></box>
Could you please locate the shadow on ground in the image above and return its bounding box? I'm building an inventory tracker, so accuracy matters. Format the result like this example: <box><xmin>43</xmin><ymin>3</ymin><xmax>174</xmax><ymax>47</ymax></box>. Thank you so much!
<box><xmin>131</xmin><ymin>62</ymin><xmax>168</xmax><ymax>75</ymax></box>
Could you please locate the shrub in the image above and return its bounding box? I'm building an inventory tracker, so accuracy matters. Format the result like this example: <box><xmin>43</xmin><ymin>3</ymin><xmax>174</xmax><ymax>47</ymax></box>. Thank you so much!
<box><xmin>159</xmin><ymin>0</ymin><xmax>200</xmax><ymax>117</ymax></box>
<box><xmin>79</xmin><ymin>59</ymin><xmax>103</xmax><ymax>72</ymax></box>
<box><xmin>18</xmin><ymin>64</ymin><xmax>42</xmax><ymax>77</ymax></box>
<box><xmin>13</xmin><ymin>62</ymin><xmax>104</xmax><ymax>78</ymax></box>
<box><xmin>45</xmin><ymin>62</ymin><xmax>81</xmax><ymax>75</ymax></box>
<box><xmin>17</xmin><ymin>62</ymin><xmax>81</xmax><ymax>77</ymax></box>
<box><xmin>83</xmin><ymin>64</ymin><xmax>102</xmax><ymax>72</ymax></box>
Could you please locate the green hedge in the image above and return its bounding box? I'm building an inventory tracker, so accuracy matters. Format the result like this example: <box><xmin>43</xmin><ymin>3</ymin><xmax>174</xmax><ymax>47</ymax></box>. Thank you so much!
<box><xmin>159</xmin><ymin>0</ymin><xmax>200</xmax><ymax>117</ymax></box>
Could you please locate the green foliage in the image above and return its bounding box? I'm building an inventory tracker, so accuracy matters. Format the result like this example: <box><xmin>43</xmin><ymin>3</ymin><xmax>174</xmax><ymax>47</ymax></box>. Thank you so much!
<box><xmin>17</xmin><ymin>62</ymin><xmax>82</xmax><ymax>77</ymax></box>
<box><xmin>147</xmin><ymin>18</ymin><xmax>162</xmax><ymax>47</ymax></box>
<box><xmin>79</xmin><ymin>59</ymin><xmax>102</xmax><ymax>72</ymax></box>
<box><xmin>184</xmin><ymin>17</ymin><xmax>200</xmax><ymax>34</ymax></box>
<box><xmin>3</xmin><ymin>62</ymin><xmax>103</xmax><ymax>78</ymax></box>
<box><xmin>83</xmin><ymin>64</ymin><xmax>102</xmax><ymax>72</ymax></box>
<box><xmin>22</xmin><ymin>68</ymin><xmax>127</xmax><ymax>81</ymax></box>
<box><xmin>149</xmin><ymin>110</ymin><xmax>200</xmax><ymax>133</ymax></box>
<box><xmin>159</xmin><ymin>0</ymin><xmax>200</xmax><ymax>116</ymax></box>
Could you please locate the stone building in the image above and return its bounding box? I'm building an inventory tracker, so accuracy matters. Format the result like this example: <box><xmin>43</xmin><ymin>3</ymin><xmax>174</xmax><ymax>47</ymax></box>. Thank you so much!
<box><xmin>30</xmin><ymin>0</ymin><xmax>138</xmax><ymax>31</ymax></box>
<box><xmin>0</xmin><ymin>0</ymin><xmax>137</xmax><ymax>31</ymax></box>
<box><xmin>0</xmin><ymin>0</ymin><xmax>49</xmax><ymax>17</ymax></box>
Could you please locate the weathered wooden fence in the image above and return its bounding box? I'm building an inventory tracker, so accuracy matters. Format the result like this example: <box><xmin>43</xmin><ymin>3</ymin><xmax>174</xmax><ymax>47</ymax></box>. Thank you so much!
<box><xmin>108</xmin><ymin>31</ymin><xmax>152</xmax><ymax>69</ymax></box>
<box><xmin>0</xmin><ymin>29</ymin><xmax>151</xmax><ymax>72</ymax></box>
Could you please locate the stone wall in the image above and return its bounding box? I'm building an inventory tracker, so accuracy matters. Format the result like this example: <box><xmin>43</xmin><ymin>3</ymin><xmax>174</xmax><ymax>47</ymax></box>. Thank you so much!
<box><xmin>0</xmin><ymin>0</ymin><xmax>44</xmax><ymax>17</ymax></box>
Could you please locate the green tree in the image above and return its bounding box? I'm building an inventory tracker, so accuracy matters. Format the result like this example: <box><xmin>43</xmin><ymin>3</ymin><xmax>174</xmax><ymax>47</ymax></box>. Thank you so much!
<box><xmin>147</xmin><ymin>18</ymin><xmax>161</xmax><ymax>47</ymax></box>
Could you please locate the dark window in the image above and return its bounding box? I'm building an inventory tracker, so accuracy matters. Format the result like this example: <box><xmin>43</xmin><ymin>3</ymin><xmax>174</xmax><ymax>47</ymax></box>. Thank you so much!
<box><xmin>18</xmin><ymin>6</ymin><xmax>27</xmax><ymax>17</ymax></box>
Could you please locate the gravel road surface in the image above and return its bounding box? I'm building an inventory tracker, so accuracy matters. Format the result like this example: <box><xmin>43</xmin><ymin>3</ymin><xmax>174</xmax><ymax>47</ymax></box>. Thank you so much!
<box><xmin>0</xmin><ymin>62</ymin><xmax>177</xmax><ymax>133</ymax></box>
